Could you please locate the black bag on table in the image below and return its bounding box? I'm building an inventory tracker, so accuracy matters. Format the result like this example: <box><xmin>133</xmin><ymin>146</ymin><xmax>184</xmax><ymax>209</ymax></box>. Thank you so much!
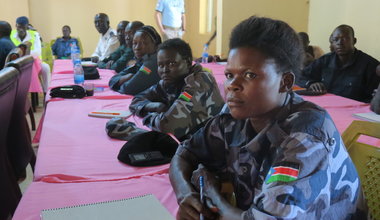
<box><xmin>117</xmin><ymin>131</ymin><xmax>179</xmax><ymax>167</ymax></box>
<box><xmin>83</xmin><ymin>65</ymin><xmax>100</xmax><ymax>80</ymax></box>
<box><xmin>50</xmin><ymin>85</ymin><xmax>86</xmax><ymax>98</ymax></box>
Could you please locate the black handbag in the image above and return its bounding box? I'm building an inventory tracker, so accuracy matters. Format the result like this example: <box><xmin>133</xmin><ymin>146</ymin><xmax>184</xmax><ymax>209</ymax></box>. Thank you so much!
<box><xmin>83</xmin><ymin>66</ymin><xmax>100</xmax><ymax>80</ymax></box>
<box><xmin>50</xmin><ymin>85</ymin><xmax>86</xmax><ymax>98</ymax></box>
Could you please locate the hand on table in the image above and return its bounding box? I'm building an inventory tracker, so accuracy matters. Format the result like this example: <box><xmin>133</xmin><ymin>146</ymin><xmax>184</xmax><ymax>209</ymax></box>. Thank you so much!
<box><xmin>106</xmin><ymin>60</ymin><xmax>114</xmax><ymax>69</ymax></box>
<box><xmin>308</xmin><ymin>82</ymin><xmax>326</xmax><ymax>93</ymax></box>
<box><xmin>118</xmin><ymin>74</ymin><xmax>133</xmax><ymax>85</ymax></box>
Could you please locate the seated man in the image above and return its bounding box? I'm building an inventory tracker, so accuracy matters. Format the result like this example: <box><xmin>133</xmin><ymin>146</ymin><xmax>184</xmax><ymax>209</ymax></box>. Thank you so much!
<box><xmin>10</xmin><ymin>16</ymin><xmax>42</xmax><ymax>58</ymax></box>
<box><xmin>301</xmin><ymin>25</ymin><xmax>380</xmax><ymax>102</ymax></box>
<box><xmin>97</xmin><ymin>20</ymin><xmax>129</xmax><ymax>71</ymax></box>
<box><xmin>109</xmin><ymin>25</ymin><xmax>161</xmax><ymax>95</ymax></box>
<box><xmin>371</xmin><ymin>64</ymin><xmax>380</xmax><ymax>114</ymax></box>
<box><xmin>129</xmin><ymin>38</ymin><xmax>224</xmax><ymax>140</ymax></box>
<box><xmin>10</xmin><ymin>16</ymin><xmax>51</xmax><ymax>92</ymax></box>
<box><xmin>298</xmin><ymin>32</ymin><xmax>324</xmax><ymax>67</ymax></box>
<box><xmin>51</xmin><ymin>25</ymin><xmax>80</xmax><ymax>59</ymax></box>
<box><xmin>91</xmin><ymin>13</ymin><xmax>119</xmax><ymax>63</ymax></box>
<box><xmin>169</xmin><ymin>16</ymin><xmax>366</xmax><ymax>219</ymax></box>
<box><xmin>0</xmin><ymin>21</ymin><xmax>15</xmax><ymax>69</ymax></box>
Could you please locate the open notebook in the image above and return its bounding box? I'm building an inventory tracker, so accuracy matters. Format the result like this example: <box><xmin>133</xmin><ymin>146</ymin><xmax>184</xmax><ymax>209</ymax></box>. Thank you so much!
<box><xmin>41</xmin><ymin>194</ymin><xmax>174</xmax><ymax>220</ymax></box>
<box><xmin>88</xmin><ymin>110</ymin><xmax>132</xmax><ymax>119</ymax></box>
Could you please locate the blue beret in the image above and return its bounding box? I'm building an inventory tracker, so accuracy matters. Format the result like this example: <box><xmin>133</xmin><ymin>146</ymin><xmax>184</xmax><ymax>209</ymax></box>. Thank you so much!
<box><xmin>16</xmin><ymin>16</ymin><xmax>29</xmax><ymax>25</ymax></box>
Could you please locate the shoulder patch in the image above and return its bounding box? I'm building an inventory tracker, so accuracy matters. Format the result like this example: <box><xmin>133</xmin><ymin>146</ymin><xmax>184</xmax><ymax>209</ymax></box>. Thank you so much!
<box><xmin>179</xmin><ymin>91</ymin><xmax>192</xmax><ymax>102</ymax></box>
<box><xmin>265</xmin><ymin>162</ymin><xmax>300</xmax><ymax>184</ymax></box>
<box><xmin>140</xmin><ymin>65</ymin><xmax>152</xmax><ymax>75</ymax></box>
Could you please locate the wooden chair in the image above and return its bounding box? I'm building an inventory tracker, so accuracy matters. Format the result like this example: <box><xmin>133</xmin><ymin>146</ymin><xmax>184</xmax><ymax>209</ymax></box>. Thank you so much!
<box><xmin>342</xmin><ymin>120</ymin><xmax>380</xmax><ymax>220</ymax></box>
<box><xmin>0</xmin><ymin>67</ymin><xmax>22</xmax><ymax>219</ymax></box>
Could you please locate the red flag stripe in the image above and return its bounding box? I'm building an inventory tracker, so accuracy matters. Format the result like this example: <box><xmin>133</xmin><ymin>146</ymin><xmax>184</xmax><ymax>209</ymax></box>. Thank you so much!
<box><xmin>182</xmin><ymin>92</ymin><xmax>192</xmax><ymax>99</ymax></box>
<box><xmin>273</xmin><ymin>167</ymin><xmax>299</xmax><ymax>177</ymax></box>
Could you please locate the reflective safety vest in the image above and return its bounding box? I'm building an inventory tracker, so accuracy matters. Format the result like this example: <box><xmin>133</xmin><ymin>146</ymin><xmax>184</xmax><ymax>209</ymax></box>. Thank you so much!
<box><xmin>10</xmin><ymin>30</ymin><xmax>36</xmax><ymax>52</ymax></box>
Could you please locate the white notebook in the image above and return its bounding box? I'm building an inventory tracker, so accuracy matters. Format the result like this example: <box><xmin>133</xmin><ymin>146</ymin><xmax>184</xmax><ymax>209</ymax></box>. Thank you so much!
<box><xmin>88</xmin><ymin>109</ymin><xmax>132</xmax><ymax>119</ymax></box>
<box><xmin>353</xmin><ymin>112</ymin><xmax>380</xmax><ymax>123</ymax></box>
<box><xmin>41</xmin><ymin>194</ymin><xmax>174</xmax><ymax>220</ymax></box>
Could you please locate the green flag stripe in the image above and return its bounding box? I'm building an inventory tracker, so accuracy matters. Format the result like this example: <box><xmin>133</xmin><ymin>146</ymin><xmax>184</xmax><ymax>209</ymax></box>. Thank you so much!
<box><xmin>179</xmin><ymin>94</ymin><xmax>191</xmax><ymax>102</ymax></box>
<box><xmin>266</xmin><ymin>174</ymin><xmax>297</xmax><ymax>184</ymax></box>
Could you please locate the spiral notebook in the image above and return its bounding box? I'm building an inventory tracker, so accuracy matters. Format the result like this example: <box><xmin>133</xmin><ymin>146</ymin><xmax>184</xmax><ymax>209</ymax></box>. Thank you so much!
<box><xmin>41</xmin><ymin>194</ymin><xmax>174</xmax><ymax>220</ymax></box>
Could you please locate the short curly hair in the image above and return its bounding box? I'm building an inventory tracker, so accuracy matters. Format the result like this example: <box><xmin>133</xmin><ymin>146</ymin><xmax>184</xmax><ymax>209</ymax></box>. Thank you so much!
<box><xmin>229</xmin><ymin>16</ymin><xmax>304</xmax><ymax>76</ymax></box>
<box><xmin>158</xmin><ymin>38</ymin><xmax>193</xmax><ymax>65</ymax></box>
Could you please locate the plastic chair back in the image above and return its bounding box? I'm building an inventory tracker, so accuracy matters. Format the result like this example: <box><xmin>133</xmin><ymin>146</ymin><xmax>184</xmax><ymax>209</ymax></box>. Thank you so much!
<box><xmin>342</xmin><ymin>120</ymin><xmax>380</xmax><ymax>220</ymax></box>
<box><xmin>0</xmin><ymin>67</ymin><xmax>22</xmax><ymax>219</ymax></box>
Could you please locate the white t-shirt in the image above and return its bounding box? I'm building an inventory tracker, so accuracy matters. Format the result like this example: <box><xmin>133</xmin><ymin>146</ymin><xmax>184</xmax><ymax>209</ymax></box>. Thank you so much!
<box><xmin>156</xmin><ymin>0</ymin><xmax>185</xmax><ymax>28</ymax></box>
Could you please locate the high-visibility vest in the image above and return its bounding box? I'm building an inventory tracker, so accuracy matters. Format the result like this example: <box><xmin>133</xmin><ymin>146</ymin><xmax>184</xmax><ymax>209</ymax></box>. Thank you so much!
<box><xmin>10</xmin><ymin>29</ymin><xmax>36</xmax><ymax>51</ymax></box>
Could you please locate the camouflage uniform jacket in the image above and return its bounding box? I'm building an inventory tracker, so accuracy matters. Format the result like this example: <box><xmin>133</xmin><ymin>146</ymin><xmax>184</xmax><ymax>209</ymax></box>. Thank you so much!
<box><xmin>109</xmin><ymin>52</ymin><xmax>160</xmax><ymax>95</ymax></box>
<box><xmin>129</xmin><ymin>64</ymin><xmax>225</xmax><ymax>140</ymax></box>
<box><xmin>98</xmin><ymin>45</ymin><xmax>135</xmax><ymax>73</ymax></box>
<box><xmin>179</xmin><ymin>93</ymin><xmax>366</xmax><ymax>219</ymax></box>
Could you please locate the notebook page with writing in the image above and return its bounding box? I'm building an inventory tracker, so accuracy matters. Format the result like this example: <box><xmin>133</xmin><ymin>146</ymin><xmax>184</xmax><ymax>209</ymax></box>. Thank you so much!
<box><xmin>41</xmin><ymin>194</ymin><xmax>174</xmax><ymax>220</ymax></box>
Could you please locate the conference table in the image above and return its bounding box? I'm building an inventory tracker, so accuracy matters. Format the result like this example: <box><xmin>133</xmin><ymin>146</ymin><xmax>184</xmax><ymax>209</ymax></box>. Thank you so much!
<box><xmin>13</xmin><ymin>61</ymin><xmax>378</xmax><ymax>220</ymax></box>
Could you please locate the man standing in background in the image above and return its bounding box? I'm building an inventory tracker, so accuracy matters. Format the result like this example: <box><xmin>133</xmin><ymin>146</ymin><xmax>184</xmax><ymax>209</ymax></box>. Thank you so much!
<box><xmin>91</xmin><ymin>13</ymin><xmax>119</xmax><ymax>63</ymax></box>
<box><xmin>155</xmin><ymin>0</ymin><xmax>185</xmax><ymax>40</ymax></box>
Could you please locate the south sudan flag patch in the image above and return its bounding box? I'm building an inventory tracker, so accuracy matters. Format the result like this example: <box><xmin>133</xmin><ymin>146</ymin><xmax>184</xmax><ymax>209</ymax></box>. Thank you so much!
<box><xmin>265</xmin><ymin>162</ymin><xmax>300</xmax><ymax>184</ymax></box>
<box><xmin>179</xmin><ymin>91</ymin><xmax>192</xmax><ymax>102</ymax></box>
<box><xmin>140</xmin><ymin>65</ymin><xmax>152</xmax><ymax>75</ymax></box>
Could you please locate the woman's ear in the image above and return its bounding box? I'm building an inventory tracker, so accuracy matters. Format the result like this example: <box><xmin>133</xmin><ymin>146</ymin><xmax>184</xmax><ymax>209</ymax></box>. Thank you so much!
<box><xmin>279</xmin><ymin>72</ymin><xmax>295</xmax><ymax>93</ymax></box>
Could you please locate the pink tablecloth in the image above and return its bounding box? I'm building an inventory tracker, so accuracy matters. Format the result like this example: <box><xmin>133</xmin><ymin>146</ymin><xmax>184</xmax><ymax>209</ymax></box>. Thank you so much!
<box><xmin>13</xmin><ymin>174</ymin><xmax>178</xmax><ymax>220</ymax></box>
<box><xmin>34</xmin><ymin>98</ymin><xmax>164</xmax><ymax>183</ymax></box>
<box><xmin>52</xmin><ymin>59</ymin><xmax>73</xmax><ymax>74</ymax></box>
<box><xmin>29</xmin><ymin>57</ymin><xmax>43</xmax><ymax>93</ymax></box>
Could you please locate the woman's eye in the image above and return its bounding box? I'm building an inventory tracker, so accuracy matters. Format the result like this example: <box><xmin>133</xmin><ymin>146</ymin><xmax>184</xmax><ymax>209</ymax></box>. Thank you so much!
<box><xmin>244</xmin><ymin>72</ymin><xmax>256</xmax><ymax>79</ymax></box>
<box><xmin>225</xmin><ymin>73</ymin><xmax>233</xmax><ymax>79</ymax></box>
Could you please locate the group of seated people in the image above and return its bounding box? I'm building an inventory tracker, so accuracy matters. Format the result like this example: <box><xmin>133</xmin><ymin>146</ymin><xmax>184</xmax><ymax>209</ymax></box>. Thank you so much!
<box><xmin>87</xmin><ymin>13</ymin><xmax>374</xmax><ymax>218</ymax></box>
<box><xmin>0</xmin><ymin>16</ymin><xmax>51</xmax><ymax>92</ymax></box>
<box><xmin>1</xmin><ymin>11</ymin><xmax>380</xmax><ymax>219</ymax></box>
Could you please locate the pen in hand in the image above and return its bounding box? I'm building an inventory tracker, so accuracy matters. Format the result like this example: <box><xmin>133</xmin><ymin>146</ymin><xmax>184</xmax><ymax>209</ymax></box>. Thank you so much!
<box><xmin>199</xmin><ymin>176</ymin><xmax>205</xmax><ymax>220</ymax></box>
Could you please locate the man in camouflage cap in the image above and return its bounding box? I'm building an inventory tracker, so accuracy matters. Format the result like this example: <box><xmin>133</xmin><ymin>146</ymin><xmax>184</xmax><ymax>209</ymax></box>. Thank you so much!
<box><xmin>129</xmin><ymin>38</ymin><xmax>224</xmax><ymax>141</ymax></box>
<box><xmin>169</xmin><ymin>16</ymin><xmax>366</xmax><ymax>219</ymax></box>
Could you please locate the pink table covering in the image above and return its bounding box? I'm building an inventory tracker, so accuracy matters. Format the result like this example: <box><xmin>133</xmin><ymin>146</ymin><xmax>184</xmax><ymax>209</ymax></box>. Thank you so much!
<box><xmin>34</xmin><ymin>98</ymin><xmax>165</xmax><ymax>183</ymax></box>
<box><xmin>29</xmin><ymin>57</ymin><xmax>43</xmax><ymax>93</ymax></box>
<box><xmin>52</xmin><ymin>59</ymin><xmax>73</xmax><ymax>74</ymax></box>
<box><xmin>13</xmin><ymin>174</ymin><xmax>178</xmax><ymax>220</ymax></box>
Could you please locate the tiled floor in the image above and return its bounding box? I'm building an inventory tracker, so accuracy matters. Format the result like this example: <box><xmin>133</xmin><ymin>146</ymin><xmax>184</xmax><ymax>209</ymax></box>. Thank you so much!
<box><xmin>18</xmin><ymin>93</ymin><xmax>45</xmax><ymax>193</ymax></box>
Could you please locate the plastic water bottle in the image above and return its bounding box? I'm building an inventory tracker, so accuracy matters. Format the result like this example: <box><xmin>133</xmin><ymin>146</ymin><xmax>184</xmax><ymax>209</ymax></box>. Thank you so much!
<box><xmin>71</xmin><ymin>42</ymin><xmax>81</xmax><ymax>66</ymax></box>
<box><xmin>201</xmin><ymin>44</ymin><xmax>209</xmax><ymax>64</ymax></box>
<box><xmin>73</xmin><ymin>63</ymin><xmax>84</xmax><ymax>84</ymax></box>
